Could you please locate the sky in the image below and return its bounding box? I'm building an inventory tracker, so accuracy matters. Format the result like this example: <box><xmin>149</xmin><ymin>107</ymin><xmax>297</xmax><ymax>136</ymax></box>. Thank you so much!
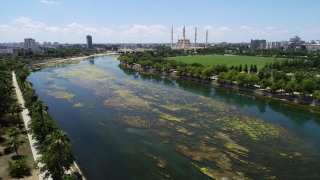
<box><xmin>0</xmin><ymin>0</ymin><xmax>319</xmax><ymax>44</ymax></box>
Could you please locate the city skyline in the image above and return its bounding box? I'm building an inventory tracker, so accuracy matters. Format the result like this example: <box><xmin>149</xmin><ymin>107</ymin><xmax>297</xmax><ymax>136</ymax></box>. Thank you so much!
<box><xmin>0</xmin><ymin>0</ymin><xmax>319</xmax><ymax>44</ymax></box>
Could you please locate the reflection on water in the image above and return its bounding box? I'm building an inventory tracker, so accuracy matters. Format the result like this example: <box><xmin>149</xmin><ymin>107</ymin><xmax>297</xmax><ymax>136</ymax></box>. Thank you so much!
<box><xmin>28</xmin><ymin>55</ymin><xmax>320</xmax><ymax>180</ymax></box>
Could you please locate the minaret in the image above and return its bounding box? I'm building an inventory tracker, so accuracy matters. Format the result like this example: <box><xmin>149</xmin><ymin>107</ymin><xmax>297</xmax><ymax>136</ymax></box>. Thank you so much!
<box><xmin>183</xmin><ymin>26</ymin><xmax>185</xmax><ymax>49</ymax></box>
<box><xmin>171</xmin><ymin>27</ymin><xmax>173</xmax><ymax>49</ymax></box>
<box><xmin>194</xmin><ymin>27</ymin><xmax>197</xmax><ymax>51</ymax></box>
<box><xmin>206</xmin><ymin>29</ymin><xmax>208</xmax><ymax>48</ymax></box>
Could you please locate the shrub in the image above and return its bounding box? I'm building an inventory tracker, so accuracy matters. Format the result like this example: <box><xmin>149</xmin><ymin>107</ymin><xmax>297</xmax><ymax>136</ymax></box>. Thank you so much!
<box><xmin>7</xmin><ymin>157</ymin><xmax>30</xmax><ymax>178</ymax></box>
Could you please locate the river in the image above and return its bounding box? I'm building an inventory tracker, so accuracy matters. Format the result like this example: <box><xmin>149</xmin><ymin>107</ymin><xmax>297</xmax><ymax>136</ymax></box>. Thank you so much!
<box><xmin>28</xmin><ymin>55</ymin><xmax>320</xmax><ymax>180</ymax></box>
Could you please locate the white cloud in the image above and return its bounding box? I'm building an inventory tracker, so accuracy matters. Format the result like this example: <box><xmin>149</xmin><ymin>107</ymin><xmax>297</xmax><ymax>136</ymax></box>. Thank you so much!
<box><xmin>45</xmin><ymin>26</ymin><xmax>72</xmax><ymax>33</ymax></box>
<box><xmin>122</xmin><ymin>24</ymin><xmax>166</xmax><ymax>37</ymax></box>
<box><xmin>66</xmin><ymin>23</ymin><xmax>114</xmax><ymax>36</ymax></box>
<box><xmin>12</xmin><ymin>17</ymin><xmax>45</xmax><ymax>33</ymax></box>
<box><xmin>239</xmin><ymin>25</ymin><xmax>253</xmax><ymax>30</ymax></box>
<box><xmin>204</xmin><ymin>26</ymin><xmax>232</xmax><ymax>37</ymax></box>
<box><xmin>239</xmin><ymin>26</ymin><xmax>289</xmax><ymax>36</ymax></box>
<box><xmin>272</xmin><ymin>30</ymin><xmax>289</xmax><ymax>35</ymax></box>
<box><xmin>301</xmin><ymin>28</ymin><xmax>320</xmax><ymax>34</ymax></box>
<box><xmin>266</xmin><ymin>26</ymin><xmax>275</xmax><ymax>31</ymax></box>
<box><xmin>40</xmin><ymin>0</ymin><xmax>60</xmax><ymax>5</ymax></box>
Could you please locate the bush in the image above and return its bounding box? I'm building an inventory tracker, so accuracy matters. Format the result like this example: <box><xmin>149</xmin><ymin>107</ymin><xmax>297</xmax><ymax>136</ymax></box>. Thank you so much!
<box><xmin>7</xmin><ymin>157</ymin><xmax>30</xmax><ymax>178</ymax></box>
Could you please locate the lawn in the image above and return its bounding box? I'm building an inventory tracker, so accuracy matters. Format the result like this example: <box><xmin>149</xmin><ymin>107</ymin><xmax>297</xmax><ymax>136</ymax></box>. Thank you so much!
<box><xmin>168</xmin><ymin>55</ymin><xmax>275</xmax><ymax>70</ymax></box>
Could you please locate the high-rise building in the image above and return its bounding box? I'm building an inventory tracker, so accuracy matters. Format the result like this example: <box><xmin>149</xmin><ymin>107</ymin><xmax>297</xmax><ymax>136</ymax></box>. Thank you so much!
<box><xmin>250</xmin><ymin>39</ymin><xmax>266</xmax><ymax>49</ymax></box>
<box><xmin>24</xmin><ymin>38</ymin><xmax>37</xmax><ymax>51</ymax></box>
<box><xmin>290</xmin><ymin>36</ymin><xmax>301</xmax><ymax>43</ymax></box>
<box><xmin>86</xmin><ymin>35</ymin><xmax>93</xmax><ymax>49</ymax></box>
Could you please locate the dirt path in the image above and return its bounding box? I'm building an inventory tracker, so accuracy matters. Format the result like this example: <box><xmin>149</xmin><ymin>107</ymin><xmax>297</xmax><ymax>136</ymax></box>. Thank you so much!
<box><xmin>12</xmin><ymin>71</ymin><xmax>46</xmax><ymax>180</ymax></box>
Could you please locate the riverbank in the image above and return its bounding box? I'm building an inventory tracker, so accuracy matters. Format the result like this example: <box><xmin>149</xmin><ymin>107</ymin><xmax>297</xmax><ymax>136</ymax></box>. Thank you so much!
<box><xmin>120</xmin><ymin>63</ymin><xmax>320</xmax><ymax>108</ymax></box>
<box><xmin>12</xmin><ymin>71</ymin><xmax>45</xmax><ymax>180</ymax></box>
<box><xmin>29</xmin><ymin>53</ymin><xmax>108</xmax><ymax>66</ymax></box>
<box><xmin>12</xmin><ymin>71</ymin><xmax>87</xmax><ymax>180</ymax></box>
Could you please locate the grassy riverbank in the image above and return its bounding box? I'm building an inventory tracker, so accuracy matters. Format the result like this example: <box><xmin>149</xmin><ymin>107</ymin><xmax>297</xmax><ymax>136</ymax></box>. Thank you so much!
<box><xmin>168</xmin><ymin>55</ymin><xmax>274</xmax><ymax>69</ymax></box>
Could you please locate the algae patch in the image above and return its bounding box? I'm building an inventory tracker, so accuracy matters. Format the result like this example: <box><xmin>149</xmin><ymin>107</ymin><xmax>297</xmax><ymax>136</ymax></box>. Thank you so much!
<box><xmin>73</xmin><ymin>103</ymin><xmax>84</xmax><ymax>107</ymax></box>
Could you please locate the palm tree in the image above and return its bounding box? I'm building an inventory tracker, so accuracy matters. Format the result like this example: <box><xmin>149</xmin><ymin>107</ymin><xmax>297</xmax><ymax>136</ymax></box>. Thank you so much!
<box><xmin>9</xmin><ymin>102</ymin><xmax>23</xmax><ymax>116</ymax></box>
<box><xmin>29</xmin><ymin>100</ymin><xmax>48</xmax><ymax>142</ymax></box>
<box><xmin>38</xmin><ymin>130</ymin><xmax>76</xmax><ymax>179</ymax></box>
<box><xmin>6</xmin><ymin>127</ymin><xmax>20</xmax><ymax>137</ymax></box>
<box><xmin>6</xmin><ymin>137</ymin><xmax>22</xmax><ymax>156</ymax></box>
<box><xmin>9</xmin><ymin>102</ymin><xmax>24</xmax><ymax>128</ymax></box>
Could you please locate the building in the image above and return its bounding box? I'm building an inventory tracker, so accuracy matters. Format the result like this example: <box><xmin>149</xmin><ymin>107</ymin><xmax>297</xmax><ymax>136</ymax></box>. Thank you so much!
<box><xmin>171</xmin><ymin>26</ymin><xmax>200</xmax><ymax>50</ymax></box>
<box><xmin>53</xmin><ymin>42</ymin><xmax>59</xmax><ymax>47</ymax></box>
<box><xmin>306</xmin><ymin>44</ymin><xmax>320</xmax><ymax>51</ymax></box>
<box><xmin>86</xmin><ymin>35</ymin><xmax>93</xmax><ymax>49</ymax></box>
<box><xmin>24</xmin><ymin>38</ymin><xmax>37</xmax><ymax>51</ymax></box>
<box><xmin>0</xmin><ymin>45</ymin><xmax>8</xmax><ymax>54</ymax></box>
<box><xmin>250</xmin><ymin>39</ymin><xmax>266</xmax><ymax>49</ymax></box>
<box><xmin>290</xmin><ymin>36</ymin><xmax>301</xmax><ymax>44</ymax></box>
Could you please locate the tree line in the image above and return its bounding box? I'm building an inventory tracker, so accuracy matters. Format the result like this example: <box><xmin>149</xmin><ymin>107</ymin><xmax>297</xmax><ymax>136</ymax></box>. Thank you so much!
<box><xmin>0</xmin><ymin>59</ymin><xmax>81</xmax><ymax>179</ymax></box>
<box><xmin>118</xmin><ymin>49</ymin><xmax>320</xmax><ymax>101</ymax></box>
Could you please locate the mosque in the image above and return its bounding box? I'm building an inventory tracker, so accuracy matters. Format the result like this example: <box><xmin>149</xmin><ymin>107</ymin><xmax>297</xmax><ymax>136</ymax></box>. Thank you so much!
<box><xmin>171</xmin><ymin>26</ymin><xmax>208</xmax><ymax>50</ymax></box>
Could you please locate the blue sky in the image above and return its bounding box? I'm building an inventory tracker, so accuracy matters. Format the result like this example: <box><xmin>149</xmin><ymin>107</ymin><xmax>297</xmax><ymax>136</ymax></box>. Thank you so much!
<box><xmin>0</xmin><ymin>0</ymin><xmax>319</xmax><ymax>44</ymax></box>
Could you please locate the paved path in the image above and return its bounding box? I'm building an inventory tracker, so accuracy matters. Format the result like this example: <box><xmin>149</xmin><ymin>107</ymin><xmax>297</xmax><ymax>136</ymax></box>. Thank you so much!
<box><xmin>12</xmin><ymin>71</ymin><xmax>46</xmax><ymax>180</ymax></box>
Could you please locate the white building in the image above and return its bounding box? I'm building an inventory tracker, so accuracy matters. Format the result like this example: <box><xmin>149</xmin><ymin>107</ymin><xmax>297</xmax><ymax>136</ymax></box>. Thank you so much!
<box><xmin>24</xmin><ymin>38</ymin><xmax>37</xmax><ymax>51</ymax></box>
<box><xmin>306</xmin><ymin>44</ymin><xmax>320</xmax><ymax>51</ymax></box>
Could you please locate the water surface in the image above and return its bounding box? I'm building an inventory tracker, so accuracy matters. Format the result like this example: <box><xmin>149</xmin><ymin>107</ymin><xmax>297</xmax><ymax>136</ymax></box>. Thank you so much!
<box><xmin>28</xmin><ymin>55</ymin><xmax>320</xmax><ymax>180</ymax></box>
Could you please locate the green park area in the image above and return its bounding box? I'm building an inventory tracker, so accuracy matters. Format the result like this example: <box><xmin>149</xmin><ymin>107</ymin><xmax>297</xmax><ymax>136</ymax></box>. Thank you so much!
<box><xmin>168</xmin><ymin>55</ymin><xmax>275</xmax><ymax>69</ymax></box>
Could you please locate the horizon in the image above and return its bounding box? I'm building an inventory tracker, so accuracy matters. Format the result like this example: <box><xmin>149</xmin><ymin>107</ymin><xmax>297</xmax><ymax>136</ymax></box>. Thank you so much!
<box><xmin>0</xmin><ymin>0</ymin><xmax>319</xmax><ymax>44</ymax></box>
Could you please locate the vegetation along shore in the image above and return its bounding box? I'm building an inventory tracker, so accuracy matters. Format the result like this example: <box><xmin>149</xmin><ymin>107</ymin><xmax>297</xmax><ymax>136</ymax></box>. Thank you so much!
<box><xmin>117</xmin><ymin>46</ymin><xmax>320</xmax><ymax>108</ymax></box>
<box><xmin>0</xmin><ymin>46</ymin><xmax>103</xmax><ymax>179</ymax></box>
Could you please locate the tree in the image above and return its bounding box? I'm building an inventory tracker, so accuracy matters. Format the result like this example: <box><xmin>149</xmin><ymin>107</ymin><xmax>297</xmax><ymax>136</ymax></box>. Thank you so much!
<box><xmin>226</xmin><ymin>69</ymin><xmax>238</xmax><ymax>84</ymax></box>
<box><xmin>6</xmin><ymin>127</ymin><xmax>20</xmax><ymax>137</ymax></box>
<box><xmin>300</xmin><ymin>78</ymin><xmax>316</xmax><ymax>97</ymax></box>
<box><xmin>249</xmin><ymin>65</ymin><xmax>253</xmax><ymax>73</ymax></box>
<box><xmin>36</xmin><ymin>130</ymin><xmax>77</xmax><ymax>179</ymax></box>
<box><xmin>284</xmin><ymin>80</ymin><xmax>296</xmax><ymax>95</ymax></box>
<box><xmin>247</xmin><ymin>74</ymin><xmax>259</xmax><ymax>87</ymax></box>
<box><xmin>239</xmin><ymin>64</ymin><xmax>243</xmax><ymax>72</ymax></box>
<box><xmin>217</xmin><ymin>72</ymin><xmax>228</xmax><ymax>83</ymax></box>
<box><xmin>201</xmin><ymin>67</ymin><xmax>213</xmax><ymax>79</ymax></box>
<box><xmin>29</xmin><ymin>100</ymin><xmax>49</xmax><ymax>142</ymax></box>
<box><xmin>7</xmin><ymin>157</ymin><xmax>30</xmax><ymax>178</ymax></box>
<box><xmin>244</xmin><ymin>64</ymin><xmax>248</xmax><ymax>73</ymax></box>
<box><xmin>28</xmin><ymin>113</ymin><xmax>58</xmax><ymax>142</ymax></box>
<box><xmin>9</xmin><ymin>102</ymin><xmax>24</xmax><ymax>122</ymax></box>
<box><xmin>313</xmin><ymin>90</ymin><xmax>320</xmax><ymax>101</ymax></box>
<box><xmin>236</xmin><ymin>73</ymin><xmax>247</xmax><ymax>87</ymax></box>
<box><xmin>6</xmin><ymin>137</ymin><xmax>23</xmax><ymax>156</ymax></box>
<box><xmin>260</xmin><ymin>78</ymin><xmax>272</xmax><ymax>89</ymax></box>
<box><xmin>253</xmin><ymin>65</ymin><xmax>258</xmax><ymax>73</ymax></box>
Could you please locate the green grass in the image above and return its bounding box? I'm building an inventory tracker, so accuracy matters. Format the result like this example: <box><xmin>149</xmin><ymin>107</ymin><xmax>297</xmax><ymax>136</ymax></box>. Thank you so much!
<box><xmin>168</xmin><ymin>55</ymin><xmax>275</xmax><ymax>70</ymax></box>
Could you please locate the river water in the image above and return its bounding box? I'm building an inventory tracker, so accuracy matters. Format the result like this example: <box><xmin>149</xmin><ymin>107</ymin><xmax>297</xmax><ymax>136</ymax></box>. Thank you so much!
<box><xmin>28</xmin><ymin>55</ymin><xmax>320</xmax><ymax>180</ymax></box>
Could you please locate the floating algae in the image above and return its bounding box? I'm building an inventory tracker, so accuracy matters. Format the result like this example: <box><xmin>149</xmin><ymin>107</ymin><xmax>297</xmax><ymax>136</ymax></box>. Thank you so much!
<box><xmin>73</xmin><ymin>103</ymin><xmax>84</xmax><ymax>107</ymax></box>
<box><xmin>187</xmin><ymin>123</ymin><xmax>201</xmax><ymax>128</ymax></box>
<box><xmin>46</xmin><ymin>76</ymin><xmax>54</xmax><ymax>81</ymax></box>
<box><xmin>175</xmin><ymin>142</ymin><xmax>233</xmax><ymax>170</ymax></box>
<box><xmin>191</xmin><ymin>163</ymin><xmax>251</xmax><ymax>180</ymax></box>
<box><xmin>122</xmin><ymin>115</ymin><xmax>151</xmax><ymax>128</ymax></box>
<box><xmin>224</xmin><ymin>116</ymin><xmax>281</xmax><ymax>141</ymax></box>
<box><xmin>153</xmin><ymin>109</ymin><xmax>185</xmax><ymax>122</ymax></box>
<box><xmin>176</xmin><ymin>126</ymin><xmax>195</xmax><ymax>135</ymax></box>
<box><xmin>48</xmin><ymin>84</ymin><xmax>66</xmax><ymax>90</ymax></box>
<box><xmin>42</xmin><ymin>89</ymin><xmax>75</xmax><ymax>101</ymax></box>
